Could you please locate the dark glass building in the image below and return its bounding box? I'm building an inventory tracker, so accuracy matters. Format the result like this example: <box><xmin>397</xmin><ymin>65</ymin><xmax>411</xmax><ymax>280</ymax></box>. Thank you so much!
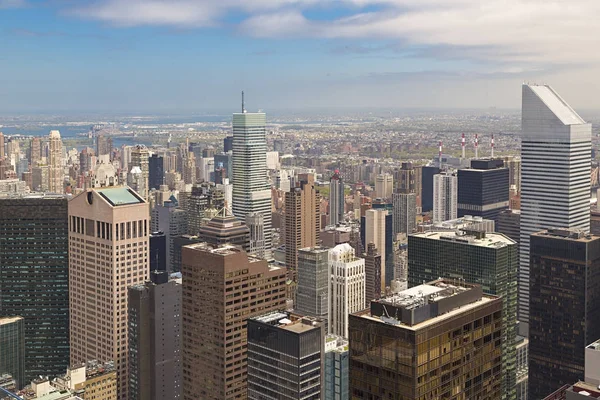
<box><xmin>457</xmin><ymin>158</ymin><xmax>509</xmax><ymax>223</ymax></box>
<box><xmin>247</xmin><ymin>312</ymin><xmax>324</xmax><ymax>400</ymax></box>
<box><xmin>529</xmin><ymin>228</ymin><xmax>600</xmax><ymax>398</ymax></box>
<box><xmin>223</xmin><ymin>136</ymin><xmax>234</xmax><ymax>153</ymax></box>
<box><xmin>421</xmin><ymin>165</ymin><xmax>440</xmax><ymax>212</ymax></box>
<box><xmin>408</xmin><ymin>230</ymin><xmax>518</xmax><ymax>399</ymax></box>
<box><xmin>148</xmin><ymin>154</ymin><xmax>164</xmax><ymax>190</ymax></box>
<box><xmin>0</xmin><ymin>317</ymin><xmax>25</xmax><ymax>389</ymax></box>
<box><xmin>497</xmin><ymin>209</ymin><xmax>521</xmax><ymax>245</ymax></box>
<box><xmin>149</xmin><ymin>231</ymin><xmax>167</xmax><ymax>272</ymax></box>
<box><xmin>0</xmin><ymin>196</ymin><xmax>69</xmax><ymax>383</ymax></box>
<box><xmin>128</xmin><ymin>271</ymin><xmax>182</xmax><ymax>400</ymax></box>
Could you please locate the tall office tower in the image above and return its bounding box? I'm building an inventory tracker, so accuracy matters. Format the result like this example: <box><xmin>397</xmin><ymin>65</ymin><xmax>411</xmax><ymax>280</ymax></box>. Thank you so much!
<box><xmin>223</xmin><ymin>136</ymin><xmax>234</xmax><ymax>153</ymax></box>
<box><xmin>457</xmin><ymin>159</ymin><xmax>509</xmax><ymax>223</ymax></box>
<box><xmin>29</xmin><ymin>137</ymin><xmax>42</xmax><ymax>167</ymax></box>
<box><xmin>497</xmin><ymin>209</ymin><xmax>521</xmax><ymax>245</ymax></box>
<box><xmin>69</xmin><ymin>187</ymin><xmax>149</xmax><ymax>400</ymax></box>
<box><xmin>395</xmin><ymin>162</ymin><xmax>416</xmax><ymax>194</ymax></box>
<box><xmin>515</xmin><ymin>336</ymin><xmax>529</xmax><ymax>400</ymax></box>
<box><xmin>246</xmin><ymin>212</ymin><xmax>267</xmax><ymax>259</ymax></box>
<box><xmin>362</xmin><ymin>243</ymin><xmax>381</xmax><ymax>307</ymax></box>
<box><xmin>408</xmin><ymin>230</ymin><xmax>518</xmax><ymax>399</ymax></box>
<box><xmin>182</xmin><ymin>184</ymin><xmax>210</xmax><ymax>236</ymax></box>
<box><xmin>350</xmin><ymin>280</ymin><xmax>503</xmax><ymax>399</ymax></box>
<box><xmin>296</xmin><ymin>247</ymin><xmax>330</xmax><ymax>322</ymax></box>
<box><xmin>0</xmin><ymin>196</ymin><xmax>69</xmax><ymax>383</ymax></box>
<box><xmin>421</xmin><ymin>165</ymin><xmax>440</xmax><ymax>212</ymax></box>
<box><xmin>148</xmin><ymin>154</ymin><xmax>164</xmax><ymax>190</ymax></box>
<box><xmin>198</xmin><ymin>207</ymin><xmax>250</xmax><ymax>251</ymax></box>
<box><xmin>329</xmin><ymin>243</ymin><xmax>365</xmax><ymax>338</ymax></box>
<box><xmin>231</xmin><ymin>108</ymin><xmax>272</xmax><ymax>260</ymax></box>
<box><xmin>392</xmin><ymin>192</ymin><xmax>416</xmax><ymax>236</ymax></box>
<box><xmin>181</xmin><ymin>243</ymin><xmax>286</xmax><ymax>400</ymax></box>
<box><xmin>151</xmin><ymin>199</ymin><xmax>187</xmax><ymax>272</ymax></box>
<box><xmin>325</xmin><ymin>335</ymin><xmax>349</xmax><ymax>400</ymax></box>
<box><xmin>149</xmin><ymin>231</ymin><xmax>166</xmax><ymax>272</ymax></box>
<box><xmin>329</xmin><ymin>170</ymin><xmax>344</xmax><ymax>226</ymax></box>
<box><xmin>0</xmin><ymin>317</ymin><xmax>25</xmax><ymax>390</ymax></box>
<box><xmin>182</xmin><ymin>153</ymin><xmax>196</xmax><ymax>185</ymax></box>
<box><xmin>128</xmin><ymin>271</ymin><xmax>182</xmax><ymax>400</ymax></box>
<box><xmin>374</xmin><ymin>173</ymin><xmax>393</xmax><ymax>199</ymax></box>
<box><xmin>0</xmin><ymin>131</ymin><xmax>4</xmax><ymax>158</ymax></box>
<box><xmin>284</xmin><ymin>175</ymin><xmax>321</xmax><ymax>272</ymax></box>
<box><xmin>519</xmin><ymin>84</ymin><xmax>591</xmax><ymax>335</ymax></box>
<box><xmin>433</xmin><ymin>170</ymin><xmax>457</xmax><ymax>223</ymax></box>
<box><xmin>96</xmin><ymin>134</ymin><xmax>113</xmax><ymax>158</ymax></box>
<box><xmin>529</xmin><ymin>228</ymin><xmax>600</xmax><ymax>398</ymax></box>
<box><xmin>48</xmin><ymin>130</ymin><xmax>63</xmax><ymax>193</ymax></box>
<box><xmin>505</xmin><ymin>157</ymin><xmax>522</xmax><ymax>193</ymax></box>
<box><xmin>130</xmin><ymin>145</ymin><xmax>150</xmax><ymax>200</ymax></box>
<box><xmin>247</xmin><ymin>312</ymin><xmax>324</xmax><ymax>399</ymax></box>
<box><xmin>364</xmin><ymin>209</ymin><xmax>386</xmax><ymax>292</ymax></box>
<box><xmin>214</xmin><ymin>152</ymin><xmax>232</xmax><ymax>179</ymax></box>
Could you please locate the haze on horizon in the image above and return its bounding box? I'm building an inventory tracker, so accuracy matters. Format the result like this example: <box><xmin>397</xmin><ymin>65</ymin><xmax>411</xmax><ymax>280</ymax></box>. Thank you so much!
<box><xmin>1</xmin><ymin>0</ymin><xmax>599</xmax><ymax>114</ymax></box>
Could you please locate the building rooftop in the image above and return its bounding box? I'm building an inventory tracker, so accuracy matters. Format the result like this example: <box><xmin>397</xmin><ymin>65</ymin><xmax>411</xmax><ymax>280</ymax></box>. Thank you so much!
<box><xmin>532</xmin><ymin>228</ymin><xmax>596</xmax><ymax>242</ymax></box>
<box><xmin>526</xmin><ymin>84</ymin><xmax>586</xmax><ymax>125</ymax></box>
<box><xmin>412</xmin><ymin>230</ymin><xmax>515</xmax><ymax>248</ymax></box>
<box><xmin>96</xmin><ymin>187</ymin><xmax>145</xmax><ymax>206</ymax></box>
<box><xmin>0</xmin><ymin>316</ymin><xmax>23</xmax><ymax>325</ymax></box>
<box><xmin>252</xmin><ymin>312</ymin><xmax>323</xmax><ymax>334</ymax></box>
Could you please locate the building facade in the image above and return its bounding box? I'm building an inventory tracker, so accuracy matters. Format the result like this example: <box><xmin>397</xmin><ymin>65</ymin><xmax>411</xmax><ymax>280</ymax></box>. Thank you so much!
<box><xmin>392</xmin><ymin>192</ymin><xmax>416</xmax><ymax>237</ymax></box>
<box><xmin>329</xmin><ymin>170</ymin><xmax>344</xmax><ymax>226</ymax></box>
<box><xmin>130</xmin><ymin>145</ymin><xmax>149</xmax><ymax>200</ymax></box>
<box><xmin>48</xmin><ymin>130</ymin><xmax>64</xmax><ymax>193</ymax></box>
<box><xmin>364</xmin><ymin>209</ymin><xmax>387</xmax><ymax>292</ymax></box>
<box><xmin>0</xmin><ymin>317</ymin><xmax>25</xmax><ymax>390</ymax></box>
<box><xmin>433</xmin><ymin>170</ymin><xmax>457</xmax><ymax>223</ymax></box>
<box><xmin>362</xmin><ymin>243</ymin><xmax>382</xmax><ymax>307</ymax></box>
<box><xmin>296</xmin><ymin>247</ymin><xmax>329</xmax><ymax>323</ymax></box>
<box><xmin>324</xmin><ymin>335</ymin><xmax>349</xmax><ymax>400</ymax></box>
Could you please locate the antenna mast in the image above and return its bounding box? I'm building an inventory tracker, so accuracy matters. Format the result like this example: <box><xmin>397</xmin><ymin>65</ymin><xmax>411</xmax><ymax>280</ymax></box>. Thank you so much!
<box><xmin>491</xmin><ymin>134</ymin><xmax>495</xmax><ymax>158</ymax></box>
<box><xmin>242</xmin><ymin>91</ymin><xmax>246</xmax><ymax>113</ymax></box>
<box><xmin>461</xmin><ymin>133</ymin><xmax>465</xmax><ymax>159</ymax></box>
<box><xmin>475</xmin><ymin>134</ymin><xmax>479</xmax><ymax>159</ymax></box>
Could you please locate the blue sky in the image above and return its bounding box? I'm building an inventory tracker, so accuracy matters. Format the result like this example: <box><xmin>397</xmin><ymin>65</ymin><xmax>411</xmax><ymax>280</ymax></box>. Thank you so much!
<box><xmin>1</xmin><ymin>0</ymin><xmax>599</xmax><ymax>113</ymax></box>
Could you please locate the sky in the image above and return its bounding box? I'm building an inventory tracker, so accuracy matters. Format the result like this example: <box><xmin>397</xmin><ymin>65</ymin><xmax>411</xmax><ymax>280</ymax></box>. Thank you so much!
<box><xmin>1</xmin><ymin>0</ymin><xmax>599</xmax><ymax>113</ymax></box>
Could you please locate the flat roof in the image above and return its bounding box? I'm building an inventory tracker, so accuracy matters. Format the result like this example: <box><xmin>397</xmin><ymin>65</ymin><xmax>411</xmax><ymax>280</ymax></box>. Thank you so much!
<box><xmin>96</xmin><ymin>187</ymin><xmax>144</xmax><ymax>206</ymax></box>
<box><xmin>412</xmin><ymin>230</ymin><xmax>515</xmax><ymax>248</ymax></box>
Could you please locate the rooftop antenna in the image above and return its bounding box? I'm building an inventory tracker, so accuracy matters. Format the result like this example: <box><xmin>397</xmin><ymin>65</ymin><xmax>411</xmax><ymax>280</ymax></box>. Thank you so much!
<box><xmin>438</xmin><ymin>141</ymin><xmax>443</xmax><ymax>167</ymax></box>
<box><xmin>461</xmin><ymin>133</ymin><xmax>465</xmax><ymax>159</ymax></box>
<box><xmin>474</xmin><ymin>134</ymin><xmax>479</xmax><ymax>159</ymax></box>
<box><xmin>242</xmin><ymin>91</ymin><xmax>246</xmax><ymax>113</ymax></box>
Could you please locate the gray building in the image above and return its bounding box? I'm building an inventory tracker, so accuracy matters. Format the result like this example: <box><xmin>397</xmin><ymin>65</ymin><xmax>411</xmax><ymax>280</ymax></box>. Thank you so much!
<box><xmin>247</xmin><ymin>312</ymin><xmax>324</xmax><ymax>400</ymax></box>
<box><xmin>392</xmin><ymin>192</ymin><xmax>416</xmax><ymax>237</ymax></box>
<box><xmin>151</xmin><ymin>199</ymin><xmax>188</xmax><ymax>272</ymax></box>
<box><xmin>296</xmin><ymin>247</ymin><xmax>329</xmax><ymax>323</ymax></box>
<box><xmin>498</xmin><ymin>209</ymin><xmax>521</xmax><ymax>245</ymax></box>
<box><xmin>324</xmin><ymin>335</ymin><xmax>348</xmax><ymax>400</ymax></box>
<box><xmin>128</xmin><ymin>271</ymin><xmax>182</xmax><ymax>400</ymax></box>
<box><xmin>0</xmin><ymin>317</ymin><xmax>25</xmax><ymax>390</ymax></box>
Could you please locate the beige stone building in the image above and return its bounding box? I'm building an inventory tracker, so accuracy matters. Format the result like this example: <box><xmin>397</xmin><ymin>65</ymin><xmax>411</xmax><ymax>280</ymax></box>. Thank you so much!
<box><xmin>68</xmin><ymin>186</ymin><xmax>149</xmax><ymax>400</ymax></box>
<box><xmin>48</xmin><ymin>130</ymin><xmax>64</xmax><ymax>193</ymax></box>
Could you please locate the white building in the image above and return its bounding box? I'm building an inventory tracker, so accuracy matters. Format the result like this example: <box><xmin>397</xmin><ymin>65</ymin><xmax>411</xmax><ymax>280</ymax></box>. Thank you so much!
<box><xmin>266</xmin><ymin>151</ymin><xmax>280</xmax><ymax>170</ymax></box>
<box><xmin>48</xmin><ymin>130</ymin><xmax>64</xmax><ymax>194</ymax></box>
<box><xmin>519</xmin><ymin>84</ymin><xmax>591</xmax><ymax>335</ymax></box>
<box><xmin>328</xmin><ymin>243</ymin><xmax>365</xmax><ymax>338</ymax></box>
<box><xmin>365</xmin><ymin>209</ymin><xmax>387</xmax><ymax>292</ymax></box>
<box><xmin>375</xmin><ymin>173</ymin><xmax>393</xmax><ymax>199</ymax></box>
<box><xmin>433</xmin><ymin>171</ymin><xmax>457</xmax><ymax>223</ymax></box>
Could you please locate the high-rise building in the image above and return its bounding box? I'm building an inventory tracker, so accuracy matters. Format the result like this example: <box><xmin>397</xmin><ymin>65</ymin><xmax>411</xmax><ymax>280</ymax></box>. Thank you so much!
<box><xmin>246</xmin><ymin>212</ymin><xmax>267</xmax><ymax>259</ymax></box>
<box><xmin>392</xmin><ymin>192</ymin><xmax>416</xmax><ymax>236</ymax></box>
<box><xmin>29</xmin><ymin>137</ymin><xmax>42</xmax><ymax>168</ymax></box>
<box><xmin>433</xmin><ymin>170</ymin><xmax>457</xmax><ymax>223</ymax></box>
<box><xmin>362</xmin><ymin>243</ymin><xmax>381</xmax><ymax>307</ymax></box>
<box><xmin>350</xmin><ymin>279</ymin><xmax>503</xmax><ymax>399</ymax></box>
<box><xmin>181</xmin><ymin>243</ymin><xmax>286</xmax><ymax>400</ymax></box>
<box><xmin>69</xmin><ymin>187</ymin><xmax>149</xmax><ymax>400</ymax></box>
<box><xmin>296</xmin><ymin>247</ymin><xmax>329</xmax><ymax>323</ymax></box>
<box><xmin>151</xmin><ymin>199</ymin><xmax>187</xmax><ymax>272</ymax></box>
<box><xmin>231</xmin><ymin>109</ymin><xmax>272</xmax><ymax>259</ymax></box>
<box><xmin>515</xmin><ymin>335</ymin><xmax>529</xmax><ymax>400</ymax></box>
<box><xmin>529</xmin><ymin>228</ymin><xmax>600</xmax><ymax>398</ymax></box>
<box><xmin>505</xmin><ymin>156</ymin><xmax>521</xmax><ymax>193</ymax></box>
<box><xmin>130</xmin><ymin>145</ymin><xmax>150</xmax><ymax>200</ymax></box>
<box><xmin>96</xmin><ymin>134</ymin><xmax>113</xmax><ymax>158</ymax></box>
<box><xmin>0</xmin><ymin>317</ymin><xmax>25</xmax><ymax>390</ymax></box>
<box><xmin>0</xmin><ymin>132</ymin><xmax>4</xmax><ymax>158</ymax></box>
<box><xmin>329</xmin><ymin>170</ymin><xmax>344</xmax><ymax>226</ymax></box>
<box><xmin>148</xmin><ymin>154</ymin><xmax>164</xmax><ymax>190</ymax></box>
<box><xmin>0</xmin><ymin>196</ymin><xmax>69</xmax><ymax>383</ymax></box>
<box><xmin>247</xmin><ymin>312</ymin><xmax>324</xmax><ymax>399</ymax></box>
<box><xmin>214</xmin><ymin>152</ymin><xmax>232</xmax><ymax>179</ymax></box>
<box><xmin>421</xmin><ymin>165</ymin><xmax>440</xmax><ymax>212</ymax></box>
<box><xmin>329</xmin><ymin>243</ymin><xmax>365</xmax><ymax>338</ymax></box>
<box><xmin>364</xmin><ymin>209</ymin><xmax>386</xmax><ymax>292</ymax></box>
<box><xmin>223</xmin><ymin>136</ymin><xmax>233</xmax><ymax>153</ymax></box>
<box><xmin>457</xmin><ymin>158</ymin><xmax>509</xmax><ymax>223</ymax></box>
<box><xmin>198</xmin><ymin>207</ymin><xmax>250</xmax><ymax>251</ymax></box>
<box><xmin>497</xmin><ymin>209</ymin><xmax>521</xmax><ymax>245</ymax></box>
<box><xmin>519</xmin><ymin>84</ymin><xmax>591</xmax><ymax>335</ymax></box>
<box><xmin>324</xmin><ymin>335</ymin><xmax>349</xmax><ymax>400</ymax></box>
<box><xmin>128</xmin><ymin>271</ymin><xmax>182</xmax><ymax>400</ymax></box>
<box><xmin>408</xmin><ymin>230</ymin><xmax>518</xmax><ymax>399</ymax></box>
<box><xmin>182</xmin><ymin>153</ymin><xmax>196</xmax><ymax>185</ymax></box>
<box><xmin>149</xmin><ymin>231</ymin><xmax>166</xmax><ymax>272</ymax></box>
<box><xmin>374</xmin><ymin>173</ymin><xmax>393</xmax><ymax>200</ymax></box>
<box><xmin>48</xmin><ymin>130</ymin><xmax>64</xmax><ymax>193</ymax></box>
<box><xmin>284</xmin><ymin>175</ymin><xmax>321</xmax><ymax>272</ymax></box>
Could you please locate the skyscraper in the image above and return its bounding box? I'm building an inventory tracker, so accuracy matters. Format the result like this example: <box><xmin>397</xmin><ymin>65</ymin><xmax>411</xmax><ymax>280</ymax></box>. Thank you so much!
<box><xmin>329</xmin><ymin>170</ymin><xmax>344</xmax><ymax>226</ymax></box>
<box><xmin>247</xmin><ymin>312</ymin><xmax>325</xmax><ymax>399</ymax></box>
<box><xmin>362</xmin><ymin>243</ymin><xmax>381</xmax><ymax>307</ymax></box>
<box><xmin>408</xmin><ymin>230</ymin><xmax>518</xmax><ymax>399</ymax></box>
<box><xmin>181</xmin><ymin>243</ymin><xmax>286</xmax><ymax>400</ymax></box>
<box><xmin>392</xmin><ymin>192</ymin><xmax>416</xmax><ymax>236</ymax></box>
<box><xmin>149</xmin><ymin>231</ymin><xmax>167</xmax><ymax>272</ymax></box>
<box><xmin>223</xmin><ymin>136</ymin><xmax>233</xmax><ymax>153</ymax></box>
<box><xmin>128</xmin><ymin>271</ymin><xmax>182</xmax><ymax>400</ymax></box>
<box><xmin>374</xmin><ymin>173</ymin><xmax>393</xmax><ymax>200</ymax></box>
<box><xmin>0</xmin><ymin>317</ymin><xmax>25</xmax><ymax>390</ymax></box>
<box><xmin>529</xmin><ymin>228</ymin><xmax>600</xmax><ymax>398</ymax></box>
<box><xmin>519</xmin><ymin>84</ymin><xmax>591</xmax><ymax>335</ymax></box>
<box><xmin>151</xmin><ymin>199</ymin><xmax>187</xmax><ymax>272</ymax></box>
<box><xmin>29</xmin><ymin>137</ymin><xmax>42</xmax><ymax>168</ymax></box>
<box><xmin>148</xmin><ymin>154</ymin><xmax>164</xmax><ymax>190</ymax></box>
<box><xmin>296</xmin><ymin>247</ymin><xmax>330</xmax><ymax>323</ymax></box>
<box><xmin>96</xmin><ymin>134</ymin><xmax>113</xmax><ymax>158</ymax></box>
<box><xmin>0</xmin><ymin>131</ymin><xmax>4</xmax><ymax>158</ymax></box>
<box><xmin>284</xmin><ymin>174</ymin><xmax>321</xmax><ymax>272</ymax></box>
<box><xmin>350</xmin><ymin>279</ymin><xmax>503</xmax><ymax>399</ymax></box>
<box><xmin>433</xmin><ymin>170</ymin><xmax>457</xmax><ymax>223</ymax></box>
<box><xmin>457</xmin><ymin>158</ymin><xmax>510</xmax><ymax>223</ymax></box>
<box><xmin>69</xmin><ymin>186</ymin><xmax>149</xmax><ymax>400</ymax></box>
<box><xmin>131</xmin><ymin>145</ymin><xmax>150</xmax><ymax>200</ymax></box>
<box><xmin>364</xmin><ymin>209</ymin><xmax>386</xmax><ymax>292</ymax></box>
<box><xmin>325</xmin><ymin>335</ymin><xmax>349</xmax><ymax>400</ymax></box>
<box><xmin>231</xmin><ymin>106</ymin><xmax>272</xmax><ymax>259</ymax></box>
<box><xmin>0</xmin><ymin>195</ymin><xmax>69</xmax><ymax>383</ymax></box>
<box><xmin>329</xmin><ymin>243</ymin><xmax>365</xmax><ymax>338</ymax></box>
<box><xmin>198</xmin><ymin>206</ymin><xmax>250</xmax><ymax>251</ymax></box>
<box><xmin>48</xmin><ymin>130</ymin><xmax>63</xmax><ymax>193</ymax></box>
<box><xmin>421</xmin><ymin>165</ymin><xmax>440</xmax><ymax>212</ymax></box>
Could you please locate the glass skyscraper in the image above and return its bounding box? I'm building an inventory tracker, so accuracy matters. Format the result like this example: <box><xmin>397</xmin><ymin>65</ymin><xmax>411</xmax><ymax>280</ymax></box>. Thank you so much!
<box><xmin>0</xmin><ymin>195</ymin><xmax>69</xmax><ymax>383</ymax></box>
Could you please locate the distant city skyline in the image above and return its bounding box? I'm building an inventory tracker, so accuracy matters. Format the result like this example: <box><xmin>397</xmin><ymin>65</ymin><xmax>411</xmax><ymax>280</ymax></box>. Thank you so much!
<box><xmin>1</xmin><ymin>1</ymin><xmax>599</xmax><ymax>112</ymax></box>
